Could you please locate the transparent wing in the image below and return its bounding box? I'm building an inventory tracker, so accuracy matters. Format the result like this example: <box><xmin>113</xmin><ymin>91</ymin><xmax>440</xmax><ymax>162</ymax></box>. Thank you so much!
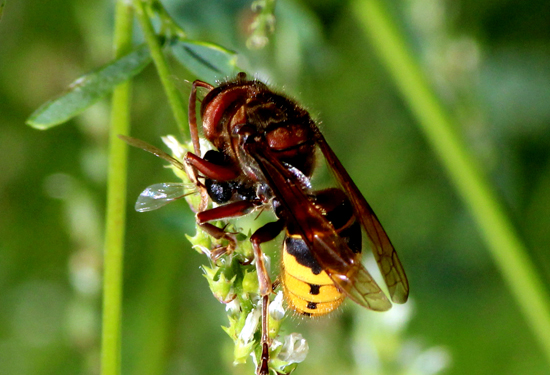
<box><xmin>135</xmin><ymin>182</ymin><xmax>188</xmax><ymax>212</ymax></box>
<box><xmin>313</xmin><ymin>234</ymin><xmax>391</xmax><ymax>311</ymax></box>
<box><xmin>248</xmin><ymin>142</ymin><xmax>391</xmax><ymax>311</ymax></box>
<box><xmin>312</xmin><ymin>127</ymin><xmax>409</xmax><ymax>304</ymax></box>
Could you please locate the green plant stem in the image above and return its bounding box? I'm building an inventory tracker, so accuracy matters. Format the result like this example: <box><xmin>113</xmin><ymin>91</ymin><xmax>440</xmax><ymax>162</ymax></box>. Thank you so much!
<box><xmin>352</xmin><ymin>0</ymin><xmax>550</xmax><ymax>365</ymax></box>
<box><xmin>101</xmin><ymin>2</ymin><xmax>134</xmax><ymax>375</ymax></box>
<box><xmin>134</xmin><ymin>0</ymin><xmax>189</xmax><ymax>138</ymax></box>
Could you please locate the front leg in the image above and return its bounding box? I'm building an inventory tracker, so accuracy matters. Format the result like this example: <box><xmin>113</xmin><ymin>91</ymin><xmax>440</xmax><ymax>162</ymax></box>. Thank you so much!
<box><xmin>186</xmin><ymin>151</ymin><xmax>240</xmax><ymax>182</ymax></box>
<box><xmin>196</xmin><ymin>199</ymin><xmax>263</xmax><ymax>260</ymax></box>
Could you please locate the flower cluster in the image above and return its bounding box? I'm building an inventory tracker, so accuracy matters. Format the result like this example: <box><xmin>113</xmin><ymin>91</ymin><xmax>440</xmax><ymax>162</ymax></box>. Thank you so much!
<box><xmin>162</xmin><ymin>135</ymin><xmax>309</xmax><ymax>374</ymax></box>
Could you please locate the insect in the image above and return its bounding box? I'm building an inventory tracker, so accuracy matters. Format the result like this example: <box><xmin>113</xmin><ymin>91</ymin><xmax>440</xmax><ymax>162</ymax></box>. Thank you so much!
<box><xmin>121</xmin><ymin>72</ymin><xmax>409</xmax><ymax>375</ymax></box>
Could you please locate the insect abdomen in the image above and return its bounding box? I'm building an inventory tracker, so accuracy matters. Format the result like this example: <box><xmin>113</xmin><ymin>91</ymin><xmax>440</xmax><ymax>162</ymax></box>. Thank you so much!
<box><xmin>280</xmin><ymin>188</ymin><xmax>363</xmax><ymax>316</ymax></box>
<box><xmin>281</xmin><ymin>236</ymin><xmax>345</xmax><ymax>317</ymax></box>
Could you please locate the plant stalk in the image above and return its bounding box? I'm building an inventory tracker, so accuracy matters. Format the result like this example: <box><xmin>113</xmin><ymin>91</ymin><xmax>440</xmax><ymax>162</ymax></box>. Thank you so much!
<box><xmin>352</xmin><ymin>0</ymin><xmax>550</xmax><ymax>365</ymax></box>
<box><xmin>100</xmin><ymin>2</ymin><xmax>134</xmax><ymax>375</ymax></box>
<box><xmin>134</xmin><ymin>0</ymin><xmax>189</xmax><ymax>137</ymax></box>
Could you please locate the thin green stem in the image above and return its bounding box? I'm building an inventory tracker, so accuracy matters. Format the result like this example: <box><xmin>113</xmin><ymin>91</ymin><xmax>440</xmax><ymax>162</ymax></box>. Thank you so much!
<box><xmin>150</xmin><ymin>0</ymin><xmax>187</xmax><ymax>40</ymax></box>
<box><xmin>101</xmin><ymin>2</ymin><xmax>134</xmax><ymax>375</ymax></box>
<box><xmin>352</xmin><ymin>0</ymin><xmax>550</xmax><ymax>365</ymax></box>
<box><xmin>134</xmin><ymin>0</ymin><xmax>189</xmax><ymax>138</ymax></box>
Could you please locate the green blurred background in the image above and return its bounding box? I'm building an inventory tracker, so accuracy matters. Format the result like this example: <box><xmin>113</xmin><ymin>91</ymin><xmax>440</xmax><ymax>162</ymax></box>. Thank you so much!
<box><xmin>1</xmin><ymin>0</ymin><xmax>550</xmax><ymax>374</ymax></box>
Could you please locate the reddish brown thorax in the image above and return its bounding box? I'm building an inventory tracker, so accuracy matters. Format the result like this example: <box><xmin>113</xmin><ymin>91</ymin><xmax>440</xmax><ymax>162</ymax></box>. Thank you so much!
<box><xmin>199</xmin><ymin>75</ymin><xmax>316</xmax><ymax>183</ymax></box>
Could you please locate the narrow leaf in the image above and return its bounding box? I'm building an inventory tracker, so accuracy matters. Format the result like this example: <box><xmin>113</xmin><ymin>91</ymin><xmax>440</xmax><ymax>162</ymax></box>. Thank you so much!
<box><xmin>27</xmin><ymin>44</ymin><xmax>151</xmax><ymax>130</ymax></box>
<box><xmin>170</xmin><ymin>39</ymin><xmax>240</xmax><ymax>82</ymax></box>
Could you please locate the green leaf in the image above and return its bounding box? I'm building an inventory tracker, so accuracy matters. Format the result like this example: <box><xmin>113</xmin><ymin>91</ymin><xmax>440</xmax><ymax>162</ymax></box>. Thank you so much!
<box><xmin>169</xmin><ymin>39</ymin><xmax>240</xmax><ymax>83</ymax></box>
<box><xmin>27</xmin><ymin>44</ymin><xmax>151</xmax><ymax>130</ymax></box>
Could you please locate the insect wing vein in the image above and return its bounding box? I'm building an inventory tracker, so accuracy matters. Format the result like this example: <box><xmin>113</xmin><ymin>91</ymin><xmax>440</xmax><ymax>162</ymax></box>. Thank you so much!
<box><xmin>136</xmin><ymin>182</ymin><xmax>187</xmax><ymax>212</ymax></box>
<box><xmin>314</xmin><ymin>235</ymin><xmax>391</xmax><ymax>311</ymax></box>
<box><xmin>248</xmin><ymin>141</ymin><xmax>391</xmax><ymax>310</ymax></box>
<box><xmin>312</xmin><ymin>128</ymin><xmax>410</xmax><ymax>304</ymax></box>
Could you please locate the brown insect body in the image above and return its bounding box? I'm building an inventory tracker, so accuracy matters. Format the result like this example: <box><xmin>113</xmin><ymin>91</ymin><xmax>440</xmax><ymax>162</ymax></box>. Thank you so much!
<box><xmin>122</xmin><ymin>72</ymin><xmax>409</xmax><ymax>375</ymax></box>
<box><xmin>188</xmin><ymin>73</ymin><xmax>409</xmax><ymax>375</ymax></box>
<box><xmin>197</xmin><ymin>74</ymin><xmax>316</xmax><ymax>186</ymax></box>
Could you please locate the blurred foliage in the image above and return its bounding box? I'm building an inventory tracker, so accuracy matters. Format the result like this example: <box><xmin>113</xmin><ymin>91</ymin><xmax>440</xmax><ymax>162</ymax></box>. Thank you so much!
<box><xmin>1</xmin><ymin>0</ymin><xmax>550</xmax><ymax>375</ymax></box>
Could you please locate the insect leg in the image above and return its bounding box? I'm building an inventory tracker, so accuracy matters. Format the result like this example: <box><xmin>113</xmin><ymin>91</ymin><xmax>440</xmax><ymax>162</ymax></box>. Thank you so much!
<box><xmin>197</xmin><ymin>200</ymin><xmax>261</xmax><ymax>223</ymax></box>
<box><xmin>258</xmin><ymin>295</ymin><xmax>270</xmax><ymax>375</ymax></box>
<box><xmin>185</xmin><ymin>152</ymin><xmax>240</xmax><ymax>181</ymax></box>
<box><xmin>196</xmin><ymin>199</ymin><xmax>262</xmax><ymax>259</ymax></box>
<box><xmin>249</xmin><ymin>219</ymin><xmax>285</xmax><ymax>295</ymax></box>
<box><xmin>249</xmin><ymin>219</ymin><xmax>286</xmax><ymax>375</ymax></box>
<box><xmin>196</xmin><ymin>223</ymin><xmax>237</xmax><ymax>261</ymax></box>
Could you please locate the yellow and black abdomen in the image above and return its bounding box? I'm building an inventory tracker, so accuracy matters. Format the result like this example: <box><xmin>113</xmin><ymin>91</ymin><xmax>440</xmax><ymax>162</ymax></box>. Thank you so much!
<box><xmin>282</xmin><ymin>236</ymin><xmax>346</xmax><ymax>316</ymax></box>
<box><xmin>281</xmin><ymin>188</ymin><xmax>362</xmax><ymax>317</ymax></box>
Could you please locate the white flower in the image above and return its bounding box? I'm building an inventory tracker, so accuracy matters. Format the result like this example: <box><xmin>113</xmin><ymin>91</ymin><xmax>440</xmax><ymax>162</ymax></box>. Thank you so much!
<box><xmin>161</xmin><ymin>135</ymin><xmax>185</xmax><ymax>160</ymax></box>
<box><xmin>239</xmin><ymin>306</ymin><xmax>261</xmax><ymax>344</ymax></box>
<box><xmin>277</xmin><ymin>333</ymin><xmax>309</xmax><ymax>364</ymax></box>
<box><xmin>225</xmin><ymin>298</ymin><xmax>240</xmax><ymax>315</ymax></box>
<box><xmin>269</xmin><ymin>291</ymin><xmax>285</xmax><ymax>321</ymax></box>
